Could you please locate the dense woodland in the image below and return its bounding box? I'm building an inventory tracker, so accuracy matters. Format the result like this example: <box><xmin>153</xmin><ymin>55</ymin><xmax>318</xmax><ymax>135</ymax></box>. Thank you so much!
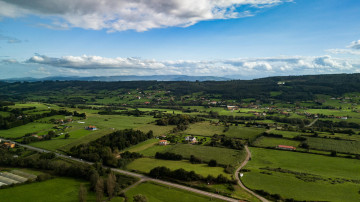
<box><xmin>2</xmin><ymin>73</ymin><xmax>360</xmax><ymax>103</ymax></box>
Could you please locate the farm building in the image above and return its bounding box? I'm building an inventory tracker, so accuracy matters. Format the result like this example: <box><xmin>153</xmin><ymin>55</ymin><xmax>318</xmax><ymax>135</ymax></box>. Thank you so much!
<box><xmin>159</xmin><ymin>140</ymin><xmax>169</xmax><ymax>145</ymax></box>
<box><xmin>185</xmin><ymin>136</ymin><xmax>197</xmax><ymax>143</ymax></box>
<box><xmin>85</xmin><ymin>125</ymin><xmax>97</xmax><ymax>130</ymax></box>
<box><xmin>277</xmin><ymin>145</ymin><xmax>296</xmax><ymax>151</ymax></box>
<box><xmin>2</xmin><ymin>142</ymin><xmax>15</xmax><ymax>148</ymax></box>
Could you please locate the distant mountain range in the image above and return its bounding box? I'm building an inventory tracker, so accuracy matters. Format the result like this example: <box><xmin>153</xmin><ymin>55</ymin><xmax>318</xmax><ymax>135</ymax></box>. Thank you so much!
<box><xmin>1</xmin><ymin>75</ymin><xmax>232</xmax><ymax>82</ymax></box>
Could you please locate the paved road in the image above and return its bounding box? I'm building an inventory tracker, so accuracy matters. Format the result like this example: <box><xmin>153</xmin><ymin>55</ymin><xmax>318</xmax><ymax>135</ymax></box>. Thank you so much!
<box><xmin>234</xmin><ymin>146</ymin><xmax>269</xmax><ymax>202</ymax></box>
<box><xmin>306</xmin><ymin>118</ymin><xmax>318</xmax><ymax>127</ymax></box>
<box><xmin>0</xmin><ymin>138</ymin><xmax>239</xmax><ymax>202</ymax></box>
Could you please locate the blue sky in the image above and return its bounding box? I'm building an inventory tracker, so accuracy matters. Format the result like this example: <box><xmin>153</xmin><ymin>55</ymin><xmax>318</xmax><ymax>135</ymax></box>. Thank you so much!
<box><xmin>0</xmin><ymin>0</ymin><xmax>360</xmax><ymax>79</ymax></box>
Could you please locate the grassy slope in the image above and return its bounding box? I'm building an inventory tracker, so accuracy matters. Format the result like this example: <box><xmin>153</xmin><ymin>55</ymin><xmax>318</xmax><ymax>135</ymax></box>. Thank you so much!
<box><xmin>126</xmin><ymin>158</ymin><xmax>231</xmax><ymax>179</ymax></box>
<box><xmin>0</xmin><ymin>123</ymin><xmax>54</xmax><ymax>138</ymax></box>
<box><xmin>253</xmin><ymin>137</ymin><xmax>300</xmax><ymax>148</ymax></box>
<box><xmin>242</xmin><ymin>147</ymin><xmax>360</xmax><ymax>202</ymax></box>
<box><xmin>125</xmin><ymin>182</ymin><xmax>224</xmax><ymax>202</ymax></box>
<box><xmin>164</xmin><ymin>144</ymin><xmax>246</xmax><ymax>166</ymax></box>
<box><xmin>0</xmin><ymin>177</ymin><xmax>95</xmax><ymax>202</ymax></box>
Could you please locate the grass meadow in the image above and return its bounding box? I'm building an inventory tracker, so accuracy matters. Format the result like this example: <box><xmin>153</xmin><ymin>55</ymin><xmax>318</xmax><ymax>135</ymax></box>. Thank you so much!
<box><xmin>164</xmin><ymin>144</ymin><xmax>246</xmax><ymax>166</ymax></box>
<box><xmin>126</xmin><ymin>158</ymin><xmax>231</xmax><ymax>179</ymax></box>
<box><xmin>306</xmin><ymin>137</ymin><xmax>360</xmax><ymax>154</ymax></box>
<box><xmin>124</xmin><ymin>182</ymin><xmax>224</xmax><ymax>202</ymax></box>
<box><xmin>0</xmin><ymin>123</ymin><xmax>54</xmax><ymax>138</ymax></box>
<box><xmin>242</xmin><ymin>147</ymin><xmax>360</xmax><ymax>202</ymax></box>
<box><xmin>0</xmin><ymin>177</ymin><xmax>95</xmax><ymax>202</ymax></box>
<box><xmin>253</xmin><ymin>137</ymin><xmax>301</xmax><ymax>148</ymax></box>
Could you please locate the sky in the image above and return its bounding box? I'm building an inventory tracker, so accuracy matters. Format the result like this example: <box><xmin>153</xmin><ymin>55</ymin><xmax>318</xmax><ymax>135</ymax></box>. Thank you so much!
<box><xmin>0</xmin><ymin>0</ymin><xmax>360</xmax><ymax>79</ymax></box>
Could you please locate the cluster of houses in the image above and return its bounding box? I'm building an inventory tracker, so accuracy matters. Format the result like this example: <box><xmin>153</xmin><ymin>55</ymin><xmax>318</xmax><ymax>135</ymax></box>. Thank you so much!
<box><xmin>0</xmin><ymin>140</ymin><xmax>15</xmax><ymax>149</ymax></box>
<box><xmin>85</xmin><ymin>125</ymin><xmax>97</xmax><ymax>130</ymax></box>
<box><xmin>158</xmin><ymin>135</ymin><xmax>198</xmax><ymax>146</ymax></box>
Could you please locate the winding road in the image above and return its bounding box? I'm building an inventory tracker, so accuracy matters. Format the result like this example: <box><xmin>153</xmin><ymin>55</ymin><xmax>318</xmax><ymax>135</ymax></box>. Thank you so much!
<box><xmin>234</xmin><ymin>145</ymin><xmax>269</xmax><ymax>202</ymax></box>
<box><xmin>0</xmin><ymin>138</ymin><xmax>239</xmax><ymax>202</ymax></box>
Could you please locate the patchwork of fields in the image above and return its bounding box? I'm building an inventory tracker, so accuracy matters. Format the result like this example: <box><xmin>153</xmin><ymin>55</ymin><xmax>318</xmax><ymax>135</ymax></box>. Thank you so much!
<box><xmin>242</xmin><ymin>147</ymin><xmax>360</xmax><ymax>202</ymax></box>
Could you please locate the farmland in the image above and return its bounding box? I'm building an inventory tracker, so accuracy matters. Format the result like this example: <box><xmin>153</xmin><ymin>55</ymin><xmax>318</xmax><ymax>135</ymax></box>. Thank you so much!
<box><xmin>164</xmin><ymin>144</ymin><xmax>246</xmax><ymax>166</ymax></box>
<box><xmin>2</xmin><ymin>74</ymin><xmax>360</xmax><ymax>201</ymax></box>
<box><xmin>0</xmin><ymin>177</ymin><xmax>96</xmax><ymax>202</ymax></box>
<box><xmin>126</xmin><ymin>158</ymin><xmax>231</xmax><ymax>179</ymax></box>
<box><xmin>242</xmin><ymin>147</ymin><xmax>360</xmax><ymax>201</ymax></box>
<box><xmin>306</xmin><ymin>137</ymin><xmax>360</xmax><ymax>154</ymax></box>
<box><xmin>124</xmin><ymin>182</ymin><xmax>224</xmax><ymax>202</ymax></box>
<box><xmin>0</xmin><ymin>123</ymin><xmax>54</xmax><ymax>139</ymax></box>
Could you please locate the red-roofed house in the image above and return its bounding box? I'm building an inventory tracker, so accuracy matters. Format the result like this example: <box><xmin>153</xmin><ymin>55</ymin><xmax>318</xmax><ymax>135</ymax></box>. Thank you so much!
<box><xmin>277</xmin><ymin>145</ymin><xmax>296</xmax><ymax>151</ymax></box>
<box><xmin>86</xmin><ymin>125</ymin><xmax>97</xmax><ymax>130</ymax></box>
<box><xmin>159</xmin><ymin>140</ymin><xmax>169</xmax><ymax>145</ymax></box>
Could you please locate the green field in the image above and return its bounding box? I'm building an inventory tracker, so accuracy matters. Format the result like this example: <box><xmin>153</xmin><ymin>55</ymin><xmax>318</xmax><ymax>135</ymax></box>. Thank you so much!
<box><xmin>0</xmin><ymin>111</ymin><xmax>10</xmax><ymax>117</ymax></box>
<box><xmin>225</xmin><ymin>125</ymin><xmax>266</xmax><ymax>139</ymax></box>
<box><xmin>126</xmin><ymin>158</ymin><xmax>231</xmax><ymax>179</ymax></box>
<box><xmin>184</xmin><ymin>122</ymin><xmax>225</xmax><ymax>136</ymax></box>
<box><xmin>164</xmin><ymin>144</ymin><xmax>246</xmax><ymax>166</ymax></box>
<box><xmin>135</xmin><ymin>124</ymin><xmax>174</xmax><ymax>137</ymax></box>
<box><xmin>306</xmin><ymin>137</ymin><xmax>360</xmax><ymax>154</ymax></box>
<box><xmin>137</xmin><ymin>144</ymin><xmax>171</xmax><ymax>157</ymax></box>
<box><xmin>253</xmin><ymin>137</ymin><xmax>300</xmax><ymax>148</ymax></box>
<box><xmin>125</xmin><ymin>182</ymin><xmax>224</xmax><ymax>202</ymax></box>
<box><xmin>0</xmin><ymin>177</ymin><xmax>95</xmax><ymax>202</ymax></box>
<box><xmin>242</xmin><ymin>147</ymin><xmax>360</xmax><ymax>202</ymax></box>
<box><xmin>29</xmin><ymin>129</ymin><xmax>93</xmax><ymax>151</ymax></box>
<box><xmin>270</xmin><ymin>130</ymin><xmax>303</xmax><ymax>138</ymax></box>
<box><xmin>124</xmin><ymin>139</ymin><xmax>159</xmax><ymax>153</ymax></box>
<box><xmin>0</xmin><ymin>123</ymin><xmax>54</xmax><ymax>138</ymax></box>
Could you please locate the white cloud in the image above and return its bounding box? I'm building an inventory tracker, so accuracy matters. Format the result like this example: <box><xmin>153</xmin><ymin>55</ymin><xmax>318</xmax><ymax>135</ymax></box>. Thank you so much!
<box><xmin>0</xmin><ymin>0</ymin><xmax>291</xmax><ymax>32</ymax></box>
<box><xmin>24</xmin><ymin>54</ymin><xmax>360</xmax><ymax>78</ymax></box>
<box><xmin>348</xmin><ymin>40</ymin><xmax>360</xmax><ymax>50</ymax></box>
<box><xmin>326</xmin><ymin>48</ymin><xmax>360</xmax><ymax>55</ymax></box>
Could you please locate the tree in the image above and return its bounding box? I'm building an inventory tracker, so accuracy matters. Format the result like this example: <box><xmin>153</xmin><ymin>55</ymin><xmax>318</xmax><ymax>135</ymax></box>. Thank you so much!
<box><xmin>89</xmin><ymin>171</ymin><xmax>99</xmax><ymax>191</ymax></box>
<box><xmin>64</xmin><ymin>133</ymin><xmax>70</xmax><ymax>139</ymax></box>
<box><xmin>78</xmin><ymin>183</ymin><xmax>87</xmax><ymax>202</ymax></box>
<box><xmin>106</xmin><ymin>172</ymin><xmax>116</xmax><ymax>198</ymax></box>
<box><xmin>208</xmin><ymin>159</ymin><xmax>217</xmax><ymax>167</ymax></box>
<box><xmin>95</xmin><ymin>178</ymin><xmax>104</xmax><ymax>202</ymax></box>
<box><xmin>133</xmin><ymin>194</ymin><xmax>148</xmax><ymax>202</ymax></box>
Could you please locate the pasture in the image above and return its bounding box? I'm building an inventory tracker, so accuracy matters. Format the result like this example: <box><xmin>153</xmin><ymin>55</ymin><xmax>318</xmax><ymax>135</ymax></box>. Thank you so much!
<box><xmin>126</xmin><ymin>158</ymin><xmax>231</xmax><ymax>179</ymax></box>
<box><xmin>184</xmin><ymin>121</ymin><xmax>225</xmax><ymax>136</ymax></box>
<box><xmin>0</xmin><ymin>123</ymin><xmax>54</xmax><ymax>138</ymax></box>
<box><xmin>0</xmin><ymin>177</ymin><xmax>96</xmax><ymax>202</ymax></box>
<box><xmin>242</xmin><ymin>147</ymin><xmax>360</xmax><ymax>202</ymax></box>
<box><xmin>164</xmin><ymin>144</ymin><xmax>246</xmax><ymax>166</ymax></box>
<box><xmin>125</xmin><ymin>182</ymin><xmax>224</xmax><ymax>202</ymax></box>
<box><xmin>253</xmin><ymin>137</ymin><xmax>301</xmax><ymax>148</ymax></box>
<box><xmin>225</xmin><ymin>125</ymin><xmax>266</xmax><ymax>139</ymax></box>
<box><xmin>306</xmin><ymin>137</ymin><xmax>360</xmax><ymax>154</ymax></box>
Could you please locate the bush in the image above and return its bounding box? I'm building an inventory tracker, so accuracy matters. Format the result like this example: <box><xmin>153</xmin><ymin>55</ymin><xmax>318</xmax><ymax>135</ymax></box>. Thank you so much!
<box><xmin>208</xmin><ymin>159</ymin><xmax>217</xmax><ymax>167</ymax></box>
<box><xmin>155</xmin><ymin>152</ymin><xmax>182</xmax><ymax>160</ymax></box>
<box><xmin>189</xmin><ymin>155</ymin><xmax>202</xmax><ymax>164</ymax></box>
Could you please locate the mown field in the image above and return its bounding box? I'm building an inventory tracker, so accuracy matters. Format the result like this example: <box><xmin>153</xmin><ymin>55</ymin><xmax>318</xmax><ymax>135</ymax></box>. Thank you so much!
<box><xmin>306</xmin><ymin>137</ymin><xmax>360</xmax><ymax>154</ymax></box>
<box><xmin>0</xmin><ymin>123</ymin><xmax>54</xmax><ymax>138</ymax></box>
<box><xmin>164</xmin><ymin>144</ymin><xmax>246</xmax><ymax>166</ymax></box>
<box><xmin>124</xmin><ymin>182</ymin><xmax>224</xmax><ymax>202</ymax></box>
<box><xmin>184</xmin><ymin>122</ymin><xmax>225</xmax><ymax>136</ymax></box>
<box><xmin>126</xmin><ymin>158</ymin><xmax>231</xmax><ymax>179</ymax></box>
<box><xmin>184</xmin><ymin>121</ymin><xmax>265</xmax><ymax>139</ymax></box>
<box><xmin>0</xmin><ymin>177</ymin><xmax>95</xmax><ymax>202</ymax></box>
<box><xmin>225</xmin><ymin>125</ymin><xmax>266</xmax><ymax>139</ymax></box>
<box><xmin>242</xmin><ymin>147</ymin><xmax>360</xmax><ymax>202</ymax></box>
<box><xmin>253</xmin><ymin>137</ymin><xmax>301</xmax><ymax>148</ymax></box>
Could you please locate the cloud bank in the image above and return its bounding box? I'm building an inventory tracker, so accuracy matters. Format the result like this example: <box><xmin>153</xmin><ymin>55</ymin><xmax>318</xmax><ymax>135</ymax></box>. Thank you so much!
<box><xmin>24</xmin><ymin>54</ymin><xmax>359</xmax><ymax>77</ymax></box>
<box><xmin>0</xmin><ymin>0</ymin><xmax>291</xmax><ymax>32</ymax></box>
